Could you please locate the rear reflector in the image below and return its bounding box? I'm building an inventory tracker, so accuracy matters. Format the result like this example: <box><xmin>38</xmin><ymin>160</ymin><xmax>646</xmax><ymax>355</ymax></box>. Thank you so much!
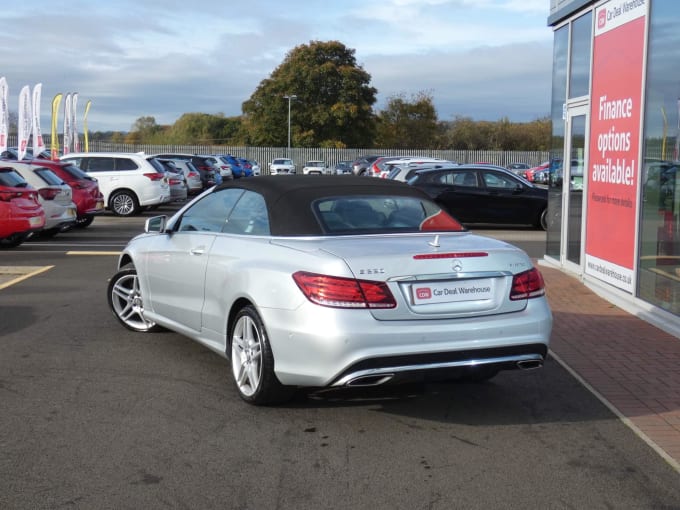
<box><xmin>293</xmin><ymin>271</ymin><xmax>396</xmax><ymax>309</ymax></box>
<box><xmin>510</xmin><ymin>268</ymin><xmax>545</xmax><ymax>300</ymax></box>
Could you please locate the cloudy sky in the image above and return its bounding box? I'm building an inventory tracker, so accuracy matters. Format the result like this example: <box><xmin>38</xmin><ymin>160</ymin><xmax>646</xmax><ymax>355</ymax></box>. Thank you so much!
<box><xmin>3</xmin><ymin>0</ymin><xmax>554</xmax><ymax>133</ymax></box>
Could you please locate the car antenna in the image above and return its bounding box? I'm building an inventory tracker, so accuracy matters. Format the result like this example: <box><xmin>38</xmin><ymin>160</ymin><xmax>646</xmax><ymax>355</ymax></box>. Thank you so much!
<box><xmin>428</xmin><ymin>235</ymin><xmax>440</xmax><ymax>248</ymax></box>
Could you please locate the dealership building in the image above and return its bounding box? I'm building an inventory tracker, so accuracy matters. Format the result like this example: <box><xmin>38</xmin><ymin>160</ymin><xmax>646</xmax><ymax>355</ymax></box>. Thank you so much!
<box><xmin>545</xmin><ymin>0</ymin><xmax>680</xmax><ymax>335</ymax></box>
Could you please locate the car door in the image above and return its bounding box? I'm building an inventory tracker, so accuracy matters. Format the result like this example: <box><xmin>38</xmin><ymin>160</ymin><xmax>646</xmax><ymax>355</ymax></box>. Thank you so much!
<box><xmin>145</xmin><ymin>188</ymin><xmax>244</xmax><ymax>332</ymax></box>
<box><xmin>70</xmin><ymin>157</ymin><xmax>116</xmax><ymax>203</ymax></box>
<box><xmin>426</xmin><ymin>170</ymin><xmax>486</xmax><ymax>223</ymax></box>
<box><xmin>478</xmin><ymin>169</ymin><xmax>538</xmax><ymax>225</ymax></box>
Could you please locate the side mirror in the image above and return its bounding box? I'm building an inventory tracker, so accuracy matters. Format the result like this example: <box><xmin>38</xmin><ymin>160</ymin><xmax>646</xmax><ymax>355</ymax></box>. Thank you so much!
<box><xmin>145</xmin><ymin>215</ymin><xmax>167</xmax><ymax>233</ymax></box>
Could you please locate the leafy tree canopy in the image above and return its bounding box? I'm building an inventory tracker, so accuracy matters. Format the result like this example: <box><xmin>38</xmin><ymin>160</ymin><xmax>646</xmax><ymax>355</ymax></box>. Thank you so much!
<box><xmin>375</xmin><ymin>91</ymin><xmax>439</xmax><ymax>149</ymax></box>
<box><xmin>241</xmin><ymin>40</ymin><xmax>377</xmax><ymax>147</ymax></box>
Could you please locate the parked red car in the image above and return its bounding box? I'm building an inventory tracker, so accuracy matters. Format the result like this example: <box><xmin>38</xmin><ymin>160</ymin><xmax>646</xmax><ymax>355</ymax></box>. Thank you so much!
<box><xmin>523</xmin><ymin>162</ymin><xmax>550</xmax><ymax>183</ymax></box>
<box><xmin>28</xmin><ymin>159</ymin><xmax>104</xmax><ymax>228</ymax></box>
<box><xmin>0</xmin><ymin>167</ymin><xmax>46</xmax><ymax>247</ymax></box>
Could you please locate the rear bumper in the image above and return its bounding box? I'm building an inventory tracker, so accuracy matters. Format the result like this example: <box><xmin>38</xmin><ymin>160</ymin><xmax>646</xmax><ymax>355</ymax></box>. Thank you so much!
<box><xmin>330</xmin><ymin>343</ymin><xmax>547</xmax><ymax>387</ymax></box>
<box><xmin>43</xmin><ymin>204</ymin><xmax>77</xmax><ymax>230</ymax></box>
<box><xmin>260</xmin><ymin>297</ymin><xmax>552</xmax><ymax>387</ymax></box>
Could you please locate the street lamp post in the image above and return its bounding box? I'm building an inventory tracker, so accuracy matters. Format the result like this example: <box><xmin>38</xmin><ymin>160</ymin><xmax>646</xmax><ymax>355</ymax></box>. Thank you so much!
<box><xmin>283</xmin><ymin>94</ymin><xmax>297</xmax><ymax>157</ymax></box>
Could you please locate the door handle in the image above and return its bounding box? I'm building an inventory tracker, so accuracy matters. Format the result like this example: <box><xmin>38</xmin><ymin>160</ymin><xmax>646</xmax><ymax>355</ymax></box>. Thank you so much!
<box><xmin>190</xmin><ymin>247</ymin><xmax>206</xmax><ymax>255</ymax></box>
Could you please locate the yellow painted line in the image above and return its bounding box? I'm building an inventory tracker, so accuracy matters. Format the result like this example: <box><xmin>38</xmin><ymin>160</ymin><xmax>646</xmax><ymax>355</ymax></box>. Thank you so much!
<box><xmin>66</xmin><ymin>251</ymin><xmax>121</xmax><ymax>256</ymax></box>
<box><xmin>0</xmin><ymin>265</ymin><xmax>54</xmax><ymax>290</ymax></box>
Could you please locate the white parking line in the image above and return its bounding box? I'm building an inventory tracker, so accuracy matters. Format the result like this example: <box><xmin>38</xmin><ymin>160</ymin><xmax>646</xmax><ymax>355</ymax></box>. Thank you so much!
<box><xmin>66</xmin><ymin>251</ymin><xmax>121</xmax><ymax>256</ymax></box>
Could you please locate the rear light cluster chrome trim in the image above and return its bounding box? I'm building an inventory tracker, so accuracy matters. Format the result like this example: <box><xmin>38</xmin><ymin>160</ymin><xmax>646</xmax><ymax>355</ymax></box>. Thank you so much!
<box><xmin>509</xmin><ymin>268</ymin><xmax>545</xmax><ymax>300</ymax></box>
<box><xmin>293</xmin><ymin>271</ymin><xmax>397</xmax><ymax>309</ymax></box>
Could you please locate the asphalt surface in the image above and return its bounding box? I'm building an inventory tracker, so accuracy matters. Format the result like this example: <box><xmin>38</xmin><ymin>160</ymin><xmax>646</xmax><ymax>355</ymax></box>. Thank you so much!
<box><xmin>0</xmin><ymin>211</ymin><xmax>679</xmax><ymax>509</ymax></box>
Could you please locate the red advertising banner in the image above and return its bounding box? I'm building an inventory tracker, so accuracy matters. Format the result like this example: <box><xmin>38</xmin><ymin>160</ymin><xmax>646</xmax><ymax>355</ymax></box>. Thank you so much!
<box><xmin>585</xmin><ymin>0</ymin><xmax>647</xmax><ymax>293</ymax></box>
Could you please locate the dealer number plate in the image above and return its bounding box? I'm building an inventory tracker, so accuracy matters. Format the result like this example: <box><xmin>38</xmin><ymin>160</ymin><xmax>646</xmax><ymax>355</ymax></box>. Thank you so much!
<box><xmin>411</xmin><ymin>278</ymin><xmax>495</xmax><ymax>304</ymax></box>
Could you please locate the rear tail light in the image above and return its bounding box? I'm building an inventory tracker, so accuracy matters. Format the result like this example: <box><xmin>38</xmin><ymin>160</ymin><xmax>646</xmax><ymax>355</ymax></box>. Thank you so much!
<box><xmin>510</xmin><ymin>268</ymin><xmax>545</xmax><ymax>300</ymax></box>
<box><xmin>188</xmin><ymin>171</ymin><xmax>199</xmax><ymax>178</ymax></box>
<box><xmin>371</xmin><ymin>163</ymin><xmax>380</xmax><ymax>175</ymax></box>
<box><xmin>143</xmin><ymin>172</ymin><xmax>165</xmax><ymax>181</ymax></box>
<box><xmin>38</xmin><ymin>188</ymin><xmax>61</xmax><ymax>200</ymax></box>
<box><xmin>293</xmin><ymin>271</ymin><xmax>396</xmax><ymax>309</ymax></box>
<box><xmin>0</xmin><ymin>190</ymin><xmax>22</xmax><ymax>202</ymax></box>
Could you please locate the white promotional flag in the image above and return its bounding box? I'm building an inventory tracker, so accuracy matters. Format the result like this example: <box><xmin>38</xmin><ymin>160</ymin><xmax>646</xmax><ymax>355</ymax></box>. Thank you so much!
<box><xmin>71</xmin><ymin>92</ymin><xmax>79</xmax><ymax>152</ymax></box>
<box><xmin>63</xmin><ymin>93</ymin><xmax>72</xmax><ymax>155</ymax></box>
<box><xmin>17</xmin><ymin>85</ymin><xmax>32</xmax><ymax>161</ymax></box>
<box><xmin>32</xmin><ymin>83</ymin><xmax>46</xmax><ymax>157</ymax></box>
<box><xmin>0</xmin><ymin>77</ymin><xmax>8</xmax><ymax>154</ymax></box>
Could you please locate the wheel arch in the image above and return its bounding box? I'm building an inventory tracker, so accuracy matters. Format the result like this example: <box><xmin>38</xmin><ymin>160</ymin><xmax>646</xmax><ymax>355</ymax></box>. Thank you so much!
<box><xmin>118</xmin><ymin>253</ymin><xmax>134</xmax><ymax>270</ymax></box>
<box><xmin>108</xmin><ymin>187</ymin><xmax>139</xmax><ymax>207</ymax></box>
<box><xmin>225</xmin><ymin>297</ymin><xmax>255</xmax><ymax>357</ymax></box>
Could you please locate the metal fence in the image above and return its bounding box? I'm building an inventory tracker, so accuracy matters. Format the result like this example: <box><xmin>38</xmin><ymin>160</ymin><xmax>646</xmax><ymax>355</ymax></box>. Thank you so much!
<box><xmin>8</xmin><ymin>135</ymin><xmax>550</xmax><ymax>174</ymax></box>
<box><xmin>87</xmin><ymin>142</ymin><xmax>550</xmax><ymax>174</ymax></box>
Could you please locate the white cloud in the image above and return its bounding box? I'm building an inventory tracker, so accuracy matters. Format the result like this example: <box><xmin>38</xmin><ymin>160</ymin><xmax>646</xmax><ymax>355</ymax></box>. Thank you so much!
<box><xmin>1</xmin><ymin>0</ymin><xmax>554</xmax><ymax>131</ymax></box>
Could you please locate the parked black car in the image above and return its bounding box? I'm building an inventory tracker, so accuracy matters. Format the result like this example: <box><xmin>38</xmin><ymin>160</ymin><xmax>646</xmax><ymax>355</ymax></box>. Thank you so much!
<box><xmin>407</xmin><ymin>164</ymin><xmax>548</xmax><ymax>230</ymax></box>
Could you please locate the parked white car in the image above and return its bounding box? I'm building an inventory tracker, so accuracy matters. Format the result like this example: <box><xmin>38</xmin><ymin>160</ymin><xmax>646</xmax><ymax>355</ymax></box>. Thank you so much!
<box><xmin>269</xmin><ymin>158</ymin><xmax>296</xmax><ymax>175</ymax></box>
<box><xmin>5</xmin><ymin>161</ymin><xmax>77</xmax><ymax>236</ymax></box>
<box><xmin>302</xmin><ymin>160</ymin><xmax>329</xmax><ymax>175</ymax></box>
<box><xmin>373</xmin><ymin>157</ymin><xmax>455</xmax><ymax>178</ymax></box>
<box><xmin>60</xmin><ymin>152</ymin><xmax>170</xmax><ymax>216</ymax></box>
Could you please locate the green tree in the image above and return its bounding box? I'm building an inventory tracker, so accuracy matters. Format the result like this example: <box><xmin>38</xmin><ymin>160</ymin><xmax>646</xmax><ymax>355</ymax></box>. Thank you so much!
<box><xmin>375</xmin><ymin>92</ymin><xmax>439</xmax><ymax>149</ymax></box>
<box><xmin>242</xmin><ymin>40</ymin><xmax>377</xmax><ymax>147</ymax></box>
<box><xmin>128</xmin><ymin>116</ymin><xmax>162</xmax><ymax>143</ymax></box>
<box><xmin>163</xmin><ymin>113</ymin><xmax>226</xmax><ymax>144</ymax></box>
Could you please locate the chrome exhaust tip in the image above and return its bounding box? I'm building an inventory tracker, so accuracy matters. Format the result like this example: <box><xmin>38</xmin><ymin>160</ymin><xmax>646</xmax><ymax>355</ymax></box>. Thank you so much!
<box><xmin>345</xmin><ymin>374</ymin><xmax>394</xmax><ymax>387</ymax></box>
<box><xmin>517</xmin><ymin>359</ymin><xmax>543</xmax><ymax>370</ymax></box>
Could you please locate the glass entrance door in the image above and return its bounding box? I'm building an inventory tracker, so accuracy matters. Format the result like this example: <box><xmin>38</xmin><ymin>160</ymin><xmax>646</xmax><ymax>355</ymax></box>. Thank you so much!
<box><xmin>563</xmin><ymin>106</ymin><xmax>588</xmax><ymax>268</ymax></box>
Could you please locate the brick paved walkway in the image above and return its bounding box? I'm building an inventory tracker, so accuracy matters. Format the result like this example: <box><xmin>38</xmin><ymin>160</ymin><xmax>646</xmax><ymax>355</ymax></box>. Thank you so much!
<box><xmin>540</xmin><ymin>265</ymin><xmax>680</xmax><ymax>471</ymax></box>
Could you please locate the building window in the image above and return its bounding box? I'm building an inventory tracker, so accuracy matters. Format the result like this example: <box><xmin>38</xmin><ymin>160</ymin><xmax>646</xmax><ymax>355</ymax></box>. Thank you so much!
<box><xmin>568</xmin><ymin>12</ymin><xmax>592</xmax><ymax>99</ymax></box>
<box><xmin>638</xmin><ymin>0</ymin><xmax>680</xmax><ymax>315</ymax></box>
<box><xmin>547</xmin><ymin>25</ymin><xmax>569</xmax><ymax>258</ymax></box>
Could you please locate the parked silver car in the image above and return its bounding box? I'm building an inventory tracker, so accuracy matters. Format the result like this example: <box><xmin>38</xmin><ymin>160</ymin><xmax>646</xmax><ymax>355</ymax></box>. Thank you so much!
<box><xmin>156</xmin><ymin>159</ymin><xmax>188</xmax><ymax>202</ymax></box>
<box><xmin>107</xmin><ymin>176</ymin><xmax>552</xmax><ymax>405</ymax></box>
<box><xmin>160</xmin><ymin>159</ymin><xmax>203</xmax><ymax>195</ymax></box>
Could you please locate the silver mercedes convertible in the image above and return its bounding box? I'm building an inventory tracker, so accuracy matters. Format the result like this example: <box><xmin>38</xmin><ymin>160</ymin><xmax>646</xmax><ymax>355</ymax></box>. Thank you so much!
<box><xmin>107</xmin><ymin>175</ymin><xmax>552</xmax><ymax>405</ymax></box>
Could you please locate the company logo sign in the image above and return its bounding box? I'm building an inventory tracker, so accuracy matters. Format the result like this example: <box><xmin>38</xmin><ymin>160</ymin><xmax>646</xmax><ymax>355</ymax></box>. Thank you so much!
<box><xmin>598</xmin><ymin>9</ymin><xmax>607</xmax><ymax>29</ymax></box>
<box><xmin>415</xmin><ymin>288</ymin><xmax>432</xmax><ymax>300</ymax></box>
<box><xmin>595</xmin><ymin>0</ymin><xmax>647</xmax><ymax>36</ymax></box>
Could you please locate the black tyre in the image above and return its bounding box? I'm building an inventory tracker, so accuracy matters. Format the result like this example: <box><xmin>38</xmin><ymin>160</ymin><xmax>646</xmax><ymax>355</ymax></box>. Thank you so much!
<box><xmin>75</xmin><ymin>215</ymin><xmax>94</xmax><ymax>228</ymax></box>
<box><xmin>107</xmin><ymin>265</ymin><xmax>160</xmax><ymax>332</ymax></box>
<box><xmin>537</xmin><ymin>208</ymin><xmax>548</xmax><ymax>231</ymax></box>
<box><xmin>110</xmin><ymin>190</ymin><xmax>140</xmax><ymax>216</ymax></box>
<box><xmin>230</xmin><ymin>305</ymin><xmax>293</xmax><ymax>405</ymax></box>
<box><xmin>0</xmin><ymin>233</ymin><xmax>29</xmax><ymax>248</ymax></box>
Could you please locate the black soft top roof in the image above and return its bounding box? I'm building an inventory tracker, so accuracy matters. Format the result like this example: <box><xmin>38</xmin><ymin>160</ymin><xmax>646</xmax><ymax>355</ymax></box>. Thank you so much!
<box><xmin>214</xmin><ymin>175</ymin><xmax>430</xmax><ymax>236</ymax></box>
